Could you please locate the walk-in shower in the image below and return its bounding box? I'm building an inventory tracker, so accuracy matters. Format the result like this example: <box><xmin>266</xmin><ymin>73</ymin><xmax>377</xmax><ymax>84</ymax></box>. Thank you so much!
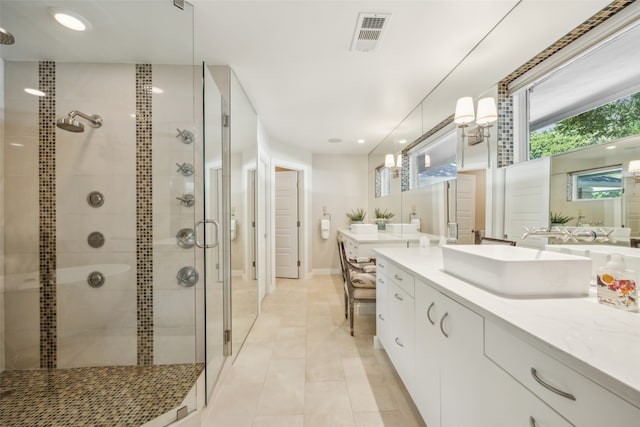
<box><xmin>56</xmin><ymin>110</ymin><xmax>103</xmax><ymax>132</ymax></box>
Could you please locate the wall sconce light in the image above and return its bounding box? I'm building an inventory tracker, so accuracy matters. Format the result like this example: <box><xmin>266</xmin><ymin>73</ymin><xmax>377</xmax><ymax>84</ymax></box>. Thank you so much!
<box><xmin>385</xmin><ymin>153</ymin><xmax>402</xmax><ymax>178</ymax></box>
<box><xmin>454</xmin><ymin>96</ymin><xmax>498</xmax><ymax>168</ymax></box>
<box><xmin>629</xmin><ymin>159</ymin><xmax>640</xmax><ymax>181</ymax></box>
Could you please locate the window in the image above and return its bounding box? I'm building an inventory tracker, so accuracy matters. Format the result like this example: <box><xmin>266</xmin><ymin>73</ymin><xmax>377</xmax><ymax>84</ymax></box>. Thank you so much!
<box><xmin>408</xmin><ymin>130</ymin><xmax>456</xmax><ymax>190</ymax></box>
<box><xmin>529</xmin><ymin>91</ymin><xmax>640</xmax><ymax>159</ymax></box>
<box><xmin>568</xmin><ymin>166</ymin><xmax>623</xmax><ymax>201</ymax></box>
<box><xmin>522</xmin><ymin>20</ymin><xmax>640</xmax><ymax>160</ymax></box>
<box><xmin>375</xmin><ymin>165</ymin><xmax>391</xmax><ymax>198</ymax></box>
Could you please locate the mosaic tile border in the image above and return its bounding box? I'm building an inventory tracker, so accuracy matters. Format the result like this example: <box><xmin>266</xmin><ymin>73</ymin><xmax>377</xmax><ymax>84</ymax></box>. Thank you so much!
<box><xmin>497</xmin><ymin>82</ymin><xmax>513</xmax><ymax>168</ymax></box>
<box><xmin>136</xmin><ymin>64</ymin><xmax>154</xmax><ymax>366</ymax></box>
<box><xmin>38</xmin><ymin>60</ymin><xmax>57</xmax><ymax>370</ymax></box>
<box><xmin>496</xmin><ymin>0</ymin><xmax>633</xmax><ymax>167</ymax></box>
<box><xmin>400</xmin><ymin>153</ymin><xmax>409</xmax><ymax>192</ymax></box>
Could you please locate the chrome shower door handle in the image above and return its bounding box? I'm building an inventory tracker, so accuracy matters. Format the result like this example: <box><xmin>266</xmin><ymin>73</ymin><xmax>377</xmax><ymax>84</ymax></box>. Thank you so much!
<box><xmin>195</xmin><ymin>219</ymin><xmax>220</xmax><ymax>248</ymax></box>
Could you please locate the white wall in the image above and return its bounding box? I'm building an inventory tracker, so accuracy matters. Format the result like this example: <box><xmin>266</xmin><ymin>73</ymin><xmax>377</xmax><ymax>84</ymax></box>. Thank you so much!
<box><xmin>311</xmin><ymin>153</ymin><xmax>368</xmax><ymax>273</ymax></box>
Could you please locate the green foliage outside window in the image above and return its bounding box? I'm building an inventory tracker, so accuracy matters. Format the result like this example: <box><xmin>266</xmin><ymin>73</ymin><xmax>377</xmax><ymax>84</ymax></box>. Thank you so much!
<box><xmin>530</xmin><ymin>93</ymin><xmax>640</xmax><ymax>159</ymax></box>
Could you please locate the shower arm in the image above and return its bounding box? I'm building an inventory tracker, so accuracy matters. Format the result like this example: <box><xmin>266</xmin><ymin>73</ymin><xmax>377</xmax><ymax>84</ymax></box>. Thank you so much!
<box><xmin>68</xmin><ymin>110</ymin><xmax>103</xmax><ymax>127</ymax></box>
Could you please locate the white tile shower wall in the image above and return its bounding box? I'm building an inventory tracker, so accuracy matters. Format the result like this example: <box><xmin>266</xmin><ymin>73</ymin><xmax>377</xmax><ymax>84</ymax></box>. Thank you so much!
<box><xmin>152</xmin><ymin>65</ymin><xmax>197</xmax><ymax>365</ymax></box>
<box><xmin>55</xmin><ymin>62</ymin><xmax>137</xmax><ymax>368</ymax></box>
<box><xmin>3</xmin><ymin>61</ymin><xmax>40</xmax><ymax>369</ymax></box>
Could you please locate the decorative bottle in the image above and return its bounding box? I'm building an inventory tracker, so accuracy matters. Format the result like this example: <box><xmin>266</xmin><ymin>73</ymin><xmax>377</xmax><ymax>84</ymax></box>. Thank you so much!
<box><xmin>596</xmin><ymin>254</ymin><xmax>637</xmax><ymax>312</ymax></box>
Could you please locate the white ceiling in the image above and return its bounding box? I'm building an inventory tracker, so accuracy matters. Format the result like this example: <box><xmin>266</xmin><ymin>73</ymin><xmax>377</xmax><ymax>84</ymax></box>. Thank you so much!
<box><xmin>1</xmin><ymin>0</ymin><xmax>615</xmax><ymax>155</ymax></box>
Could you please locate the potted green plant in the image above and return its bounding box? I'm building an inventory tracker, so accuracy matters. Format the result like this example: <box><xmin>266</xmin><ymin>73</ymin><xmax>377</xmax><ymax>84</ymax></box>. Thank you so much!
<box><xmin>346</xmin><ymin>208</ymin><xmax>367</xmax><ymax>224</ymax></box>
<box><xmin>374</xmin><ymin>208</ymin><xmax>395</xmax><ymax>230</ymax></box>
<box><xmin>550</xmin><ymin>212</ymin><xmax>574</xmax><ymax>227</ymax></box>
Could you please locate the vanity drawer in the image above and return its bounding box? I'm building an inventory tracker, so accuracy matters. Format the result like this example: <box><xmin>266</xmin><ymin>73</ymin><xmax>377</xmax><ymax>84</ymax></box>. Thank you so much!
<box><xmin>485</xmin><ymin>319</ymin><xmax>640</xmax><ymax>427</ymax></box>
<box><xmin>388</xmin><ymin>263</ymin><xmax>415</xmax><ymax>297</ymax></box>
<box><xmin>387</xmin><ymin>281</ymin><xmax>415</xmax><ymax>393</ymax></box>
<box><xmin>376</xmin><ymin>272</ymin><xmax>389</xmax><ymax>348</ymax></box>
<box><xmin>376</xmin><ymin>256</ymin><xmax>390</xmax><ymax>277</ymax></box>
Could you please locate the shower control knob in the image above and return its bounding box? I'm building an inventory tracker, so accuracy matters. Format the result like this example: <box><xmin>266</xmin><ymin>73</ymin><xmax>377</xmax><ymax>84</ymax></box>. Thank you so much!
<box><xmin>176</xmin><ymin>128</ymin><xmax>194</xmax><ymax>144</ymax></box>
<box><xmin>87</xmin><ymin>231</ymin><xmax>105</xmax><ymax>248</ymax></box>
<box><xmin>176</xmin><ymin>162</ymin><xmax>194</xmax><ymax>176</ymax></box>
<box><xmin>177</xmin><ymin>266</ymin><xmax>199</xmax><ymax>287</ymax></box>
<box><xmin>176</xmin><ymin>194</ymin><xmax>195</xmax><ymax>207</ymax></box>
<box><xmin>176</xmin><ymin>228</ymin><xmax>196</xmax><ymax>248</ymax></box>
<box><xmin>87</xmin><ymin>191</ymin><xmax>105</xmax><ymax>208</ymax></box>
<box><xmin>87</xmin><ymin>271</ymin><xmax>105</xmax><ymax>288</ymax></box>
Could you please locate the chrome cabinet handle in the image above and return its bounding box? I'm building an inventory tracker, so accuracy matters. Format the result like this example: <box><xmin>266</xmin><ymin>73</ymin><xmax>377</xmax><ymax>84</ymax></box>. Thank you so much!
<box><xmin>394</xmin><ymin>337</ymin><xmax>404</xmax><ymax>347</ymax></box>
<box><xmin>378</xmin><ymin>314</ymin><xmax>385</xmax><ymax>321</ymax></box>
<box><xmin>439</xmin><ymin>312</ymin><xmax>449</xmax><ymax>338</ymax></box>
<box><xmin>378</xmin><ymin>278</ymin><xmax>385</xmax><ymax>284</ymax></box>
<box><xmin>195</xmin><ymin>219</ymin><xmax>220</xmax><ymax>248</ymax></box>
<box><xmin>529</xmin><ymin>416</ymin><xmax>538</xmax><ymax>427</ymax></box>
<box><xmin>378</xmin><ymin>263</ymin><xmax>385</xmax><ymax>268</ymax></box>
<box><xmin>394</xmin><ymin>293</ymin><xmax>403</xmax><ymax>301</ymax></box>
<box><xmin>530</xmin><ymin>368</ymin><xmax>576</xmax><ymax>401</ymax></box>
<box><xmin>394</xmin><ymin>274</ymin><xmax>403</xmax><ymax>281</ymax></box>
<box><xmin>427</xmin><ymin>302</ymin><xmax>435</xmax><ymax>325</ymax></box>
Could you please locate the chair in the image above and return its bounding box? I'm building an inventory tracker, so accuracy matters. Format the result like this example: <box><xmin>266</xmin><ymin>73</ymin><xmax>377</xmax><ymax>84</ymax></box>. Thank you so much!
<box><xmin>337</xmin><ymin>237</ymin><xmax>376</xmax><ymax>336</ymax></box>
<box><xmin>480</xmin><ymin>237</ymin><xmax>517</xmax><ymax>246</ymax></box>
<box><xmin>631</xmin><ymin>238</ymin><xmax>640</xmax><ymax>248</ymax></box>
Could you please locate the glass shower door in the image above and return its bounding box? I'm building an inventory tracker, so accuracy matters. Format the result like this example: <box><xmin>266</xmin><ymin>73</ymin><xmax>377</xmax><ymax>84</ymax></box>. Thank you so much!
<box><xmin>200</xmin><ymin>64</ymin><xmax>227</xmax><ymax>400</ymax></box>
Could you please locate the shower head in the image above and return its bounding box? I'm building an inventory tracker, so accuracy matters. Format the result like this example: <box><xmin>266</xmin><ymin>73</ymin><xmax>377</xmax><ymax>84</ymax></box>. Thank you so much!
<box><xmin>56</xmin><ymin>110</ymin><xmax>103</xmax><ymax>133</ymax></box>
<box><xmin>0</xmin><ymin>27</ymin><xmax>15</xmax><ymax>45</ymax></box>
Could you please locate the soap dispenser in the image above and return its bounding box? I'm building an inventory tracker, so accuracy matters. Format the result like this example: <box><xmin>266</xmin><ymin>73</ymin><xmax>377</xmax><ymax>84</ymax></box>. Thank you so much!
<box><xmin>596</xmin><ymin>254</ymin><xmax>638</xmax><ymax>312</ymax></box>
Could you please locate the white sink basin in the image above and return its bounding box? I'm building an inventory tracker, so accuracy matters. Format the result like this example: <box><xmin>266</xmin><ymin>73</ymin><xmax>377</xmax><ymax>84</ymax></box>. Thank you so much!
<box><xmin>385</xmin><ymin>223</ymin><xmax>418</xmax><ymax>234</ymax></box>
<box><xmin>442</xmin><ymin>245</ymin><xmax>591</xmax><ymax>298</ymax></box>
<box><xmin>350</xmin><ymin>224</ymin><xmax>377</xmax><ymax>234</ymax></box>
<box><xmin>546</xmin><ymin>244</ymin><xmax>640</xmax><ymax>282</ymax></box>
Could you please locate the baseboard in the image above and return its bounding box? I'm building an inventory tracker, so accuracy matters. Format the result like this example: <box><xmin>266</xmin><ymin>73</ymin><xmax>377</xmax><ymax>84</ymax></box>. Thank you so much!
<box><xmin>311</xmin><ymin>268</ymin><xmax>341</xmax><ymax>276</ymax></box>
<box><xmin>373</xmin><ymin>335</ymin><xmax>384</xmax><ymax>350</ymax></box>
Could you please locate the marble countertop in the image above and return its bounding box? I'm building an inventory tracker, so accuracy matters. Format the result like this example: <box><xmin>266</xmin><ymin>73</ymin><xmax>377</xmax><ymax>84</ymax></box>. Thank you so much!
<box><xmin>338</xmin><ymin>228</ymin><xmax>451</xmax><ymax>244</ymax></box>
<box><xmin>373</xmin><ymin>246</ymin><xmax>640</xmax><ymax>408</ymax></box>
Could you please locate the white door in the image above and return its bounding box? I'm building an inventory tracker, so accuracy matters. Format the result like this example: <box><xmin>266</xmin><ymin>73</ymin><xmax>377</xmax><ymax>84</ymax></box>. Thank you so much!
<box><xmin>275</xmin><ymin>170</ymin><xmax>299</xmax><ymax>278</ymax></box>
<box><xmin>504</xmin><ymin>157</ymin><xmax>551</xmax><ymax>247</ymax></box>
<box><xmin>456</xmin><ymin>173</ymin><xmax>476</xmax><ymax>244</ymax></box>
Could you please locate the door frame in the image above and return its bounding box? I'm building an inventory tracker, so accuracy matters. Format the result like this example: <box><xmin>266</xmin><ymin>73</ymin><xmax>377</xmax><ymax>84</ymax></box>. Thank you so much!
<box><xmin>270</xmin><ymin>159</ymin><xmax>310</xmax><ymax>290</ymax></box>
<box><xmin>274</xmin><ymin>167</ymin><xmax>300</xmax><ymax>279</ymax></box>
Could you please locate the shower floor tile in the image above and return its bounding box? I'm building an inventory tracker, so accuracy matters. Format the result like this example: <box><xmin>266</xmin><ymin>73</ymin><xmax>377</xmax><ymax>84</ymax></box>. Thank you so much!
<box><xmin>0</xmin><ymin>363</ymin><xmax>203</xmax><ymax>427</ymax></box>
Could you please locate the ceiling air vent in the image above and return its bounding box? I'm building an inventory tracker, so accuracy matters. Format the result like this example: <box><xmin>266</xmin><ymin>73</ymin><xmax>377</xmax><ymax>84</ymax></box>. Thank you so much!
<box><xmin>351</xmin><ymin>13</ymin><xmax>391</xmax><ymax>52</ymax></box>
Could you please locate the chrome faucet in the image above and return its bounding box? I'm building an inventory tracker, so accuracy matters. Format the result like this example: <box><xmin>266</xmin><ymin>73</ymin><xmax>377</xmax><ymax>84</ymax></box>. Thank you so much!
<box><xmin>521</xmin><ymin>226</ymin><xmax>616</xmax><ymax>243</ymax></box>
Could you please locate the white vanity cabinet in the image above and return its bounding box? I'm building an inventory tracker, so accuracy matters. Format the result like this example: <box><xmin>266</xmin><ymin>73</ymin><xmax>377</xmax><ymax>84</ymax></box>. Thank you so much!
<box><xmin>385</xmin><ymin>266</ymin><xmax>415</xmax><ymax>394</ymax></box>
<box><xmin>375</xmin><ymin>260</ymin><xmax>389</xmax><ymax>348</ymax></box>
<box><xmin>485</xmin><ymin>361</ymin><xmax>573</xmax><ymax>427</ymax></box>
<box><xmin>485</xmin><ymin>319</ymin><xmax>640</xmax><ymax>427</ymax></box>
<box><xmin>376</xmin><ymin>248</ymin><xmax>640</xmax><ymax>427</ymax></box>
<box><xmin>414</xmin><ymin>278</ymin><xmax>487</xmax><ymax>427</ymax></box>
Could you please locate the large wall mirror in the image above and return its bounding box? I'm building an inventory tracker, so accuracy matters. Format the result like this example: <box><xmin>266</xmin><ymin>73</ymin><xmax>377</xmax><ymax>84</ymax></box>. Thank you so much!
<box><xmin>515</xmin><ymin>18</ymin><xmax>640</xmax><ymax>243</ymax></box>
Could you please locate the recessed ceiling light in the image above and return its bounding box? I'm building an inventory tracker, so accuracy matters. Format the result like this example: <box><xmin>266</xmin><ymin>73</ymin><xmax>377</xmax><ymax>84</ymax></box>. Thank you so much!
<box><xmin>49</xmin><ymin>8</ymin><xmax>92</xmax><ymax>32</ymax></box>
<box><xmin>151</xmin><ymin>87</ymin><xmax>164</xmax><ymax>94</ymax></box>
<box><xmin>357</xmin><ymin>139</ymin><xmax>365</xmax><ymax>144</ymax></box>
<box><xmin>10</xmin><ymin>142</ymin><xmax>24</xmax><ymax>147</ymax></box>
<box><xmin>24</xmin><ymin>88</ymin><xmax>46</xmax><ymax>97</ymax></box>
<box><xmin>399</xmin><ymin>139</ymin><xmax>407</xmax><ymax>144</ymax></box>
<box><xmin>130</xmin><ymin>113</ymin><xmax>137</xmax><ymax>118</ymax></box>
<box><xmin>606</xmin><ymin>146</ymin><xmax>616</xmax><ymax>150</ymax></box>
<box><xmin>328</xmin><ymin>138</ymin><xmax>342</xmax><ymax>143</ymax></box>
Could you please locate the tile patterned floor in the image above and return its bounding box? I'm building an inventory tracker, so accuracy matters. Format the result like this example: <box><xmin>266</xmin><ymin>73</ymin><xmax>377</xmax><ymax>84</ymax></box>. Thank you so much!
<box><xmin>0</xmin><ymin>363</ymin><xmax>203</xmax><ymax>426</ymax></box>
<box><xmin>204</xmin><ymin>275</ymin><xmax>426</xmax><ymax>427</ymax></box>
